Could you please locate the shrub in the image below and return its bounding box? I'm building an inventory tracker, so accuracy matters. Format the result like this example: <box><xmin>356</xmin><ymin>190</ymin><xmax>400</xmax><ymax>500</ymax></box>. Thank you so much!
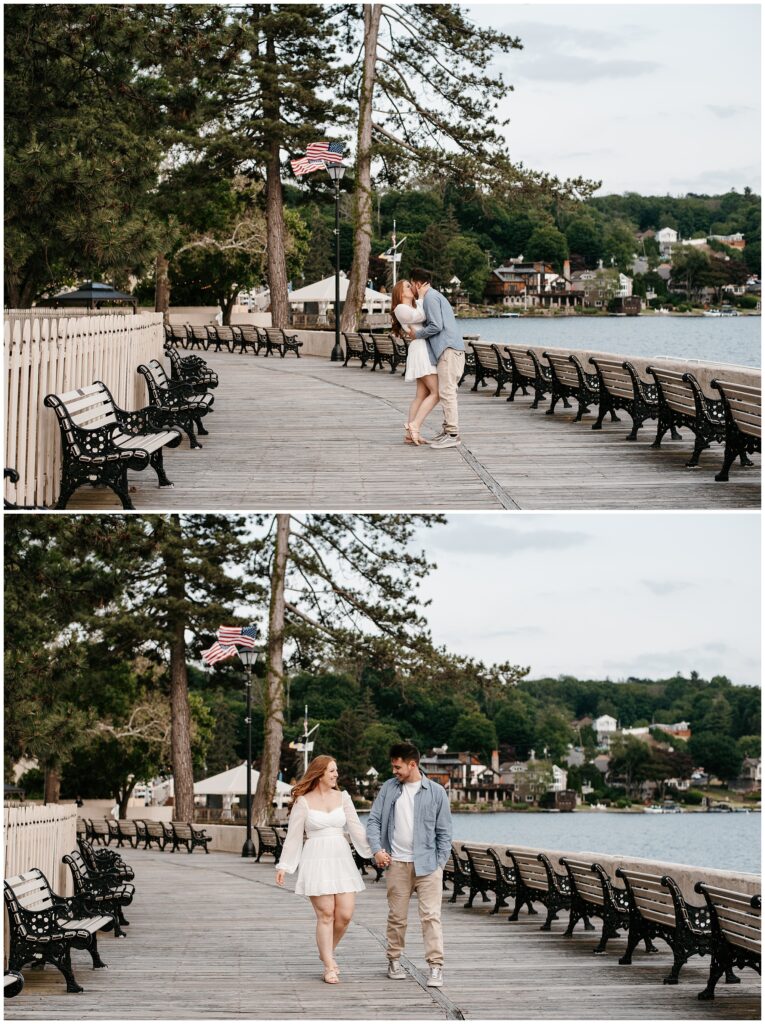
<box><xmin>680</xmin><ymin>789</ymin><xmax>704</xmax><ymax>805</ymax></box>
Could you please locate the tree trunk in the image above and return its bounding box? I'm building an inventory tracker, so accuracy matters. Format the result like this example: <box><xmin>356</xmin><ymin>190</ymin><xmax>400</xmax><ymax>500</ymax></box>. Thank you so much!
<box><xmin>263</xmin><ymin>32</ymin><xmax>289</xmax><ymax>329</ymax></box>
<box><xmin>162</xmin><ymin>514</ymin><xmax>195</xmax><ymax>821</ymax></box>
<box><xmin>341</xmin><ymin>4</ymin><xmax>382</xmax><ymax>332</ymax></box>
<box><xmin>43</xmin><ymin>764</ymin><xmax>60</xmax><ymax>804</ymax></box>
<box><xmin>221</xmin><ymin>291</ymin><xmax>237</xmax><ymax>325</ymax></box>
<box><xmin>252</xmin><ymin>514</ymin><xmax>290</xmax><ymax>825</ymax></box>
<box><xmin>155</xmin><ymin>253</ymin><xmax>171</xmax><ymax>319</ymax></box>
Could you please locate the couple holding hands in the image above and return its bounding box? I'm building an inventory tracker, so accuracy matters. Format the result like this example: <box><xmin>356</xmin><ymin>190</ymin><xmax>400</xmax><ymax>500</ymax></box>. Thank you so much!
<box><xmin>390</xmin><ymin>268</ymin><xmax>466</xmax><ymax>448</ymax></box>
<box><xmin>275</xmin><ymin>743</ymin><xmax>453</xmax><ymax>989</ymax></box>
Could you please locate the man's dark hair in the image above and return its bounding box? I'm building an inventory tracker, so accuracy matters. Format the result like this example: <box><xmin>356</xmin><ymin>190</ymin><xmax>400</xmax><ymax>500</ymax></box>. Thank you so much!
<box><xmin>390</xmin><ymin>742</ymin><xmax>420</xmax><ymax>763</ymax></box>
<box><xmin>409</xmin><ymin>268</ymin><xmax>432</xmax><ymax>285</ymax></box>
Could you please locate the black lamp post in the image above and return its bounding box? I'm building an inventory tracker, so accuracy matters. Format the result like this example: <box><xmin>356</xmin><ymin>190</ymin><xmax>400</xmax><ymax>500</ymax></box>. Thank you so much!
<box><xmin>326</xmin><ymin>162</ymin><xmax>346</xmax><ymax>362</ymax></box>
<box><xmin>238</xmin><ymin>646</ymin><xmax>261</xmax><ymax>858</ymax></box>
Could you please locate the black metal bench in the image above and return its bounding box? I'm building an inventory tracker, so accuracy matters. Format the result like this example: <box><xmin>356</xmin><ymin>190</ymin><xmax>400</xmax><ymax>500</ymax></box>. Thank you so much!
<box><xmin>164</xmin><ymin>322</ymin><xmax>189</xmax><ymax>348</ymax></box>
<box><xmin>169</xmin><ymin>821</ymin><xmax>212</xmax><ymax>854</ymax></box>
<box><xmin>138</xmin><ymin>360</ymin><xmax>214</xmax><ymax>449</ymax></box>
<box><xmin>4</xmin><ymin>868</ymin><xmax>111</xmax><ymax>993</ymax></box>
<box><xmin>44</xmin><ymin>382</ymin><xmax>182</xmax><ymax>510</ymax></box>
<box><xmin>62</xmin><ymin>850</ymin><xmax>135</xmax><ymax>938</ymax></box>
<box><xmin>186</xmin><ymin>325</ymin><xmax>212</xmax><ymax>351</ymax></box>
<box><xmin>616</xmin><ymin>867</ymin><xmax>727</xmax><ymax>985</ymax></box>
<box><xmin>343</xmin><ymin>332</ymin><xmax>370</xmax><ymax>367</ymax></box>
<box><xmin>696</xmin><ymin>882</ymin><xmax>760</xmax><ymax>1000</ymax></box>
<box><xmin>113</xmin><ymin>819</ymin><xmax>139</xmax><ymax>849</ymax></box>
<box><xmin>458</xmin><ymin>345</ymin><xmax>476</xmax><ymax>386</ymax></box>
<box><xmin>559</xmin><ymin>857</ymin><xmax>629</xmax><ymax>953</ymax></box>
<box><xmin>647</xmin><ymin>367</ymin><xmax>738</xmax><ymax>469</ymax></box>
<box><xmin>137</xmin><ymin>819</ymin><xmax>167</xmax><ymax>851</ymax></box>
<box><xmin>350</xmin><ymin>844</ymin><xmax>384</xmax><ymax>881</ymax></box>
<box><xmin>503</xmin><ymin>346</ymin><xmax>552</xmax><ymax>408</ymax></box>
<box><xmin>544</xmin><ymin>350</ymin><xmax>613</xmax><ymax>423</ymax></box>
<box><xmin>588</xmin><ymin>356</ymin><xmax>680</xmax><ymax>441</ymax></box>
<box><xmin>206</xmin><ymin>325</ymin><xmax>238</xmax><ymax>352</ymax></box>
<box><xmin>164</xmin><ymin>345</ymin><xmax>219</xmax><ymax>392</ymax></box>
<box><xmin>370</xmin><ymin>333</ymin><xmax>406</xmax><ymax>373</ymax></box>
<box><xmin>235</xmin><ymin>325</ymin><xmax>268</xmax><ymax>355</ymax></box>
<box><xmin>462</xmin><ymin>845</ymin><xmax>515</xmax><ymax>914</ymax></box>
<box><xmin>265</xmin><ymin>327</ymin><xmax>303</xmax><ymax>358</ymax></box>
<box><xmin>255</xmin><ymin>825</ymin><xmax>284</xmax><ymax>862</ymax></box>
<box><xmin>4</xmin><ymin>970</ymin><xmax>24</xmax><ymax>998</ymax></box>
<box><xmin>710</xmin><ymin>379</ymin><xmax>760</xmax><ymax>482</ymax></box>
<box><xmin>506</xmin><ymin>848</ymin><xmax>572</xmax><ymax>930</ymax></box>
<box><xmin>85</xmin><ymin>818</ymin><xmax>111</xmax><ymax>845</ymax></box>
<box><xmin>468</xmin><ymin>343</ymin><xmax>512</xmax><ymax>396</ymax></box>
<box><xmin>77</xmin><ymin>838</ymin><xmax>135</xmax><ymax>883</ymax></box>
<box><xmin>443</xmin><ymin>843</ymin><xmax>471</xmax><ymax>903</ymax></box>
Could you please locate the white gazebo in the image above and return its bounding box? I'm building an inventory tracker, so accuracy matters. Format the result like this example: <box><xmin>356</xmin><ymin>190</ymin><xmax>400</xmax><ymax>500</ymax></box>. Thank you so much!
<box><xmin>288</xmin><ymin>272</ymin><xmax>390</xmax><ymax>315</ymax></box>
<box><xmin>194</xmin><ymin>762</ymin><xmax>293</xmax><ymax>815</ymax></box>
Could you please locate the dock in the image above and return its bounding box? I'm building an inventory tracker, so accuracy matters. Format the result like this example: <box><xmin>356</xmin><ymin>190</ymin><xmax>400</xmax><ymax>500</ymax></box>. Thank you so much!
<box><xmin>6</xmin><ymin>849</ymin><xmax>760</xmax><ymax>1019</ymax></box>
<box><xmin>65</xmin><ymin>352</ymin><xmax>760</xmax><ymax>511</ymax></box>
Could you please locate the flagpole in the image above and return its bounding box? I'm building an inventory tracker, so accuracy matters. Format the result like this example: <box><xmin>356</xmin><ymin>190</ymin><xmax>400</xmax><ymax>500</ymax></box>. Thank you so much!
<box><xmin>325</xmin><ymin>162</ymin><xmax>345</xmax><ymax>362</ymax></box>
<box><xmin>392</xmin><ymin>220</ymin><xmax>397</xmax><ymax>289</ymax></box>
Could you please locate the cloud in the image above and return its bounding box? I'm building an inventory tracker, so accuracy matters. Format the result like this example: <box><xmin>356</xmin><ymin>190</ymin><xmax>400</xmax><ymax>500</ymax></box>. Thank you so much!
<box><xmin>518</xmin><ymin>54</ymin><xmax>661</xmax><ymax>83</ymax></box>
<box><xmin>599</xmin><ymin>641</ymin><xmax>759</xmax><ymax>685</ymax></box>
<box><xmin>668</xmin><ymin>165</ymin><xmax>762</xmax><ymax>193</ymax></box>
<box><xmin>641</xmin><ymin>580</ymin><xmax>693</xmax><ymax>596</ymax></box>
<box><xmin>504</xmin><ymin>21</ymin><xmax>629</xmax><ymax>52</ymax></box>
<box><xmin>429</xmin><ymin>524</ymin><xmax>590</xmax><ymax>556</ymax></box>
<box><xmin>706</xmin><ymin>104</ymin><xmax>755</xmax><ymax>118</ymax></box>
<box><xmin>479</xmin><ymin>626</ymin><xmax>546</xmax><ymax>639</ymax></box>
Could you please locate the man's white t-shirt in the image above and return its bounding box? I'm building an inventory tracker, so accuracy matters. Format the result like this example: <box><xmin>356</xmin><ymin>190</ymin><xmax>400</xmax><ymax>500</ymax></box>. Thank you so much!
<box><xmin>390</xmin><ymin>780</ymin><xmax>422</xmax><ymax>861</ymax></box>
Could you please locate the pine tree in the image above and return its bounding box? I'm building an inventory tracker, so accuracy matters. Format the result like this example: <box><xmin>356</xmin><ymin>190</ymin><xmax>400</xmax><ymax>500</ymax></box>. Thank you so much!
<box><xmin>249</xmin><ymin>513</ymin><xmax>445</xmax><ymax>820</ymax></box>
<box><xmin>339</xmin><ymin>4</ymin><xmax>599</xmax><ymax>329</ymax></box>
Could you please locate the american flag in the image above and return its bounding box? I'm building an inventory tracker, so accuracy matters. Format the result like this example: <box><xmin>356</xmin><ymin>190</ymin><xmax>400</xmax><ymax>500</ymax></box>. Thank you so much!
<box><xmin>201</xmin><ymin>624</ymin><xmax>258</xmax><ymax>665</ymax></box>
<box><xmin>217</xmin><ymin>624</ymin><xmax>258</xmax><ymax>649</ymax></box>
<box><xmin>201</xmin><ymin>641</ymin><xmax>237</xmax><ymax>666</ymax></box>
<box><xmin>306</xmin><ymin>140</ymin><xmax>345</xmax><ymax>164</ymax></box>
<box><xmin>290</xmin><ymin>156</ymin><xmax>327</xmax><ymax>177</ymax></box>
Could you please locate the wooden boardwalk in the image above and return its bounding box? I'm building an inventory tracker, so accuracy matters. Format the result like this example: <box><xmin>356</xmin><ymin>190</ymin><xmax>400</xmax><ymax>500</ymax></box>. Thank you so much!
<box><xmin>6</xmin><ymin>849</ymin><xmax>760</xmax><ymax>1020</ymax></box>
<box><xmin>65</xmin><ymin>352</ymin><xmax>760</xmax><ymax>511</ymax></box>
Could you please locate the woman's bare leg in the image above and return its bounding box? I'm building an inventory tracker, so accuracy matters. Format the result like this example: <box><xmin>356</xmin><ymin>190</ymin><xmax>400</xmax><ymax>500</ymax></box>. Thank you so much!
<box><xmin>310</xmin><ymin>894</ymin><xmax>338</xmax><ymax>977</ymax></box>
<box><xmin>412</xmin><ymin>375</ymin><xmax>440</xmax><ymax>431</ymax></box>
<box><xmin>332</xmin><ymin>892</ymin><xmax>356</xmax><ymax>954</ymax></box>
<box><xmin>408</xmin><ymin>379</ymin><xmax>428</xmax><ymax>426</ymax></box>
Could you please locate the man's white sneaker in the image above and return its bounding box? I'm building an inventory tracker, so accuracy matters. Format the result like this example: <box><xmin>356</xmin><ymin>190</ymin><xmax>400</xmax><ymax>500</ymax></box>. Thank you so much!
<box><xmin>387</xmin><ymin>959</ymin><xmax>406</xmax><ymax>980</ymax></box>
<box><xmin>427</xmin><ymin>966</ymin><xmax>444</xmax><ymax>987</ymax></box>
<box><xmin>429</xmin><ymin>433</ymin><xmax>460</xmax><ymax>449</ymax></box>
<box><xmin>427</xmin><ymin>430</ymin><xmax>448</xmax><ymax>444</ymax></box>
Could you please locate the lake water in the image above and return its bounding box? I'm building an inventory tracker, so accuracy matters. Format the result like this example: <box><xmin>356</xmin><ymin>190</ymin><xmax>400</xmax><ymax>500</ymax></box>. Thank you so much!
<box><xmin>359</xmin><ymin>811</ymin><xmax>760</xmax><ymax>874</ymax></box>
<box><xmin>457</xmin><ymin>315</ymin><xmax>762</xmax><ymax>369</ymax></box>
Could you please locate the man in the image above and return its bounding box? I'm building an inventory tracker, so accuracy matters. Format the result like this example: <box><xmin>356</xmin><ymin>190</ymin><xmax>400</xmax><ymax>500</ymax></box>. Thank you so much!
<box><xmin>366</xmin><ymin>742</ymin><xmax>453</xmax><ymax>988</ymax></box>
<box><xmin>407</xmin><ymin>268</ymin><xmax>465</xmax><ymax>449</ymax></box>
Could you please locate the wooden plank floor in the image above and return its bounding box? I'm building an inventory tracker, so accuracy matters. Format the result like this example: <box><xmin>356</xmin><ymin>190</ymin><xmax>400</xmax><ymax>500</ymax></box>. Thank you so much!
<box><xmin>65</xmin><ymin>352</ymin><xmax>760</xmax><ymax>510</ymax></box>
<box><xmin>6</xmin><ymin>849</ymin><xmax>760</xmax><ymax>1020</ymax></box>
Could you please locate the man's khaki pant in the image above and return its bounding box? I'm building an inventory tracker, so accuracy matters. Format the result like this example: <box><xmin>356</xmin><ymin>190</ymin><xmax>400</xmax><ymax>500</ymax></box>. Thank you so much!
<box><xmin>437</xmin><ymin>348</ymin><xmax>465</xmax><ymax>435</ymax></box>
<box><xmin>386</xmin><ymin>860</ymin><xmax>444</xmax><ymax>966</ymax></box>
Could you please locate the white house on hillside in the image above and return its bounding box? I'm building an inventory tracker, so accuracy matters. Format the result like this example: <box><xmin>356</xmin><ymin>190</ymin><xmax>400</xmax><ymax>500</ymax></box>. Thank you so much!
<box><xmin>656</xmin><ymin>227</ymin><xmax>679</xmax><ymax>257</ymax></box>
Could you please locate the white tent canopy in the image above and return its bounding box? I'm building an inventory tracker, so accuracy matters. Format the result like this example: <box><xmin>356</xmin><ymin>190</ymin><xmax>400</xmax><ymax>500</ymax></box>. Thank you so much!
<box><xmin>193</xmin><ymin>761</ymin><xmax>292</xmax><ymax>798</ymax></box>
<box><xmin>288</xmin><ymin>273</ymin><xmax>390</xmax><ymax>310</ymax></box>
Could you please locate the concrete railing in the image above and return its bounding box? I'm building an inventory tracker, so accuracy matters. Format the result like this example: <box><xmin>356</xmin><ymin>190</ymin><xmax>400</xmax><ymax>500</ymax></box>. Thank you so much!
<box><xmin>454</xmin><ymin>840</ymin><xmax>760</xmax><ymax>903</ymax></box>
<box><xmin>4</xmin><ymin>311</ymin><xmax>165</xmax><ymax>506</ymax></box>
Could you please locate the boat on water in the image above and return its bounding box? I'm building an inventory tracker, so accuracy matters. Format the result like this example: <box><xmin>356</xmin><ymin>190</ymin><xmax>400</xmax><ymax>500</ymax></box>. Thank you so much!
<box><xmin>644</xmin><ymin>801</ymin><xmax>684</xmax><ymax>814</ymax></box>
<box><xmin>500</xmin><ymin>312</ymin><xmax>521</xmax><ymax>318</ymax></box>
<box><xmin>703</xmin><ymin>306</ymin><xmax>740</xmax><ymax>317</ymax></box>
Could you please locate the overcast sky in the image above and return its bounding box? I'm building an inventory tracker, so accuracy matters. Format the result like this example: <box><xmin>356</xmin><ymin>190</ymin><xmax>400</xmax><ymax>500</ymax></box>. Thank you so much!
<box><xmin>466</xmin><ymin>3</ymin><xmax>761</xmax><ymax>195</ymax></box>
<box><xmin>410</xmin><ymin>513</ymin><xmax>760</xmax><ymax>685</ymax></box>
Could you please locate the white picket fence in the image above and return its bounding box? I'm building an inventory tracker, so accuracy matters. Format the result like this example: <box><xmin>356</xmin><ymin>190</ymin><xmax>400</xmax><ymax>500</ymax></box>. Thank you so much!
<box><xmin>4</xmin><ymin>311</ymin><xmax>165</xmax><ymax>507</ymax></box>
<box><xmin>4</xmin><ymin>803</ymin><xmax>77</xmax><ymax>896</ymax></box>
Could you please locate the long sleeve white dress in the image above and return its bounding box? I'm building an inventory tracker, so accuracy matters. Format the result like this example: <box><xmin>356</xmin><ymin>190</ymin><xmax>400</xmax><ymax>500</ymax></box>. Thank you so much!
<box><xmin>276</xmin><ymin>791</ymin><xmax>373</xmax><ymax>896</ymax></box>
<box><xmin>393</xmin><ymin>301</ymin><xmax>437</xmax><ymax>382</ymax></box>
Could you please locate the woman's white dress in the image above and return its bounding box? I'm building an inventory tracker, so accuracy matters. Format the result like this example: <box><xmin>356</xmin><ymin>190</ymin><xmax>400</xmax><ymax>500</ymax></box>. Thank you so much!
<box><xmin>394</xmin><ymin>302</ymin><xmax>437</xmax><ymax>382</ymax></box>
<box><xmin>277</xmin><ymin>791</ymin><xmax>372</xmax><ymax>896</ymax></box>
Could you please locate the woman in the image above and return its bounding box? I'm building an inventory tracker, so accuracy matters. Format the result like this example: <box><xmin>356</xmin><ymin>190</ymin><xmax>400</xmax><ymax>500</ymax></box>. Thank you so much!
<box><xmin>275</xmin><ymin>755</ymin><xmax>372</xmax><ymax>985</ymax></box>
<box><xmin>391</xmin><ymin>279</ymin><xmax>439</xmax><ymax>445</ymax></box>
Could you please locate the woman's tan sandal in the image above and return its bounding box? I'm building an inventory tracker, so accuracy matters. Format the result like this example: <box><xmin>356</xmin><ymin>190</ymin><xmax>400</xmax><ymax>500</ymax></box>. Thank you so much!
<box><xmin>323</xmin><ymin>968</ymin><xmax>340</xmax><ymax>984</ymax></box>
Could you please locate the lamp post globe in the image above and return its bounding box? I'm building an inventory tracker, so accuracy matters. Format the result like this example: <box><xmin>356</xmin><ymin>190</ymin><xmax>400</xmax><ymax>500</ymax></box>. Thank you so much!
<box><xmin>238</xmin><ymin>646</ymin><xmax>261</xmax><ymax>858</ymax></box>
<box><xmin>326</xmin><ymin>163</ymin><xmax>346</xmax><ymax>362</ymax></box>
